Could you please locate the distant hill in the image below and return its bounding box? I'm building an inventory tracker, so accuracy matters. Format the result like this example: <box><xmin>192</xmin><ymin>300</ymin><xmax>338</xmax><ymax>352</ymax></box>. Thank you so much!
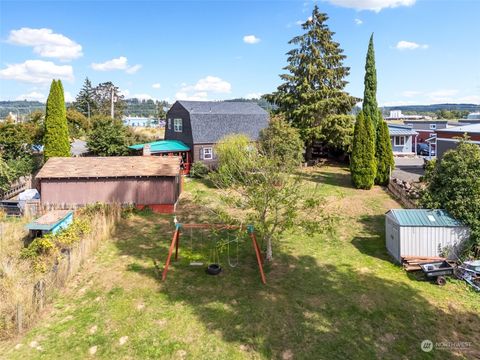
<box><xmin>382</xmin><ymin>103</ymin><xmax>480</xmax><ymax>113</ymax></box>
<box><xmin>0</xmin><ymin>100</ymin><xmax>45</xmax><ymax>118</ymax></box>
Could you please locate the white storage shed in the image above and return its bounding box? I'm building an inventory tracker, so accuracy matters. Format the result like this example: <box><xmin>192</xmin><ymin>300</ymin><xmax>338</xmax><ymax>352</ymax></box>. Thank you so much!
<box><xmin>385</xmin><ymin>209</ymin><xmax>470</xmax><ymax>263</ymax></box>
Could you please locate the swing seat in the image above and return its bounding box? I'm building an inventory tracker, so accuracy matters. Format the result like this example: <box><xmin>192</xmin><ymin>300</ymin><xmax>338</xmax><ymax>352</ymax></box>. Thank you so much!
<box><xmin>189</xmin><ymin>261</ymin><xmax>204</xmax><ymax>266</ymax></box>
<box><xmin>206</xmin><ymin>264</ymin><xmax>222</xmax><ymax>275</ymax></box>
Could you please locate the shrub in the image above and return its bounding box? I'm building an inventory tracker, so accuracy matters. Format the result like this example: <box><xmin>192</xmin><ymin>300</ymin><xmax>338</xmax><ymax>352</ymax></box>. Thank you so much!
<box><xmin>350</xmin><ymin>112</ymin><xmax>376</xmax><ymax>189</ymax></box>
<box><xmin>190</xmin><ymin>161</ymin><xmax>210</xmax><ymax>178</ymax></box>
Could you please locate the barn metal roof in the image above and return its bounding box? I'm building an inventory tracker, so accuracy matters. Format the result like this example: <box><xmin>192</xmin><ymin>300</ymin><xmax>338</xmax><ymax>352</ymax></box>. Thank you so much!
<box><xmin>387</xmin><ymin>124</ymin><xmax>419</xmax><ymax>136</ymax></box>
<box><xmin>36</xmin><ymin>156</ymin><xmax>181</xmax><ymax>179</ymax></box>
<box><xmin>387</xmin><ymin>209</ymin><xmax>465</xmax><ymax>227</ymax></box>
<box><xmin>175</xmin><ymin>100</ymin><xmax>269</xmax><ymax>144</ymax></box>
<box><xmin>129</xmin><ymin>140</ymin><xmax>190</xmax><ymax>153</ymax></box>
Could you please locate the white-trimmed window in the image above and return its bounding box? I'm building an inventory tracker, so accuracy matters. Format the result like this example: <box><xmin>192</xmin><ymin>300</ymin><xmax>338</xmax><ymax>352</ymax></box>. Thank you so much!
<box><xmin>167</xmin><ymin>119</ymin><xmax>171</xmax><ymax>130</ymax></box>
<box><xmin>174</xmin><ymin>118</ymin><xmax>183</xmax><ymax>132</ymax></box>
<box><xmin>202</xmin><ymin>147</ymin><xmax>213</xmax><ymax>160</ymax></box>
<box><xmin>394</xmin><ymin>136</ymin><xmax>405</xmax><ymax>146</ymax></box>
<box><xmin>430</xmin><ymin>124</ymin><xmax>437</xmax><ymax>130</ymax></box>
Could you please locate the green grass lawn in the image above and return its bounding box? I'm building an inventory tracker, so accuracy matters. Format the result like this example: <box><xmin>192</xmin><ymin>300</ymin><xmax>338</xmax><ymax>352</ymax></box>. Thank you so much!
<box><xmin>1</xmin><ymin>164</ymin><xmax>478</xmax><ymax>359</ymax></box>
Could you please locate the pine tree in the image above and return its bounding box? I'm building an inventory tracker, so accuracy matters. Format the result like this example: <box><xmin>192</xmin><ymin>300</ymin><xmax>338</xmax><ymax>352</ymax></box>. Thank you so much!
<box><xmin>375</xmin><ymin>113</ymin><xmax>394</xmax><ymax>185</ymax></box>
<box><xmin>350</xmin><ymin>112</ymin><xmax>376</xmax><ymax>189</ymax></box>
<box><xmin>44</xmin><ymin>80</ymin><xmax>70</xmax><ymax>160</ymax></box>
<box><xmin>74</xmin><ymin>77</ymin><xmax>96</xmax><ymax>118</ymax></box>
<box><xmin>265</xmin><ymin>5</ymin><xmax>358</xmax><ymax>160</ymax></box>
<box><xmin>362</xmin><ymin>34</ymin><xmax>378</xmax><ymax>129</ymax></box>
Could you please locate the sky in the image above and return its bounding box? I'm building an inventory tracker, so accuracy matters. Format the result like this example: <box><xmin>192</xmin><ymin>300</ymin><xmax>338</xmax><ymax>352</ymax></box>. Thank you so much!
<box><xmin>0</xmin><ymin>0</ymin><xmax>479</xmax><ymax>106</ymax></box>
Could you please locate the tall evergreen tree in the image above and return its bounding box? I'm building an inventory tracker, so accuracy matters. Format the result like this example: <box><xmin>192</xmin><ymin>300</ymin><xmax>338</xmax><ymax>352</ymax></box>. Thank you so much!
<box><xmin>44</xmin><ymin>80</ymin><xmax>70</xmax><ymax>160</ymax></box>
<box><xmin>73</xmin><ymin>77</ymin><xmax>96</xmax><ymax>118</ymax></box>
<box><xmin>350</xmin><ymin>112</ymin><xmax>376</xmax><ymax>189</ymax></box>
<box><xmin>375</xmin><ymin>114</ymin><xmax>394</xmax><ymax>185</ymax></box>
<box><xmin>362</xmin><ymin>34</ymin><xmax>378</xmax><ymax>129</ymax></box>
<box><xmin>265</xmin><ymin>5</ymin><xmax>358</xmax><ymax>160</ymax></box>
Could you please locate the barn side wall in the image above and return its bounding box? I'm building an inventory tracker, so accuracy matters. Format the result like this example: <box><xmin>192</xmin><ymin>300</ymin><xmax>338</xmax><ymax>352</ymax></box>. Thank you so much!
<box><xmin>399</xmin><ymin>226</ymin><xmax>470</xmax><ymax>259</ymax></box>
<box><xmin>40</xmin><ymin>177</ymin><xmax>179</xmax><ymax>207</ymax></box>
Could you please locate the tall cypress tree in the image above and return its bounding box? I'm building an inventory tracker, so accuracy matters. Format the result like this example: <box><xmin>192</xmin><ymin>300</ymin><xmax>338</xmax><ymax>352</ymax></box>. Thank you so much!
<box><xmin>375</xmin><ymin>113</ymin><xmax>394</xmax><ymax>185</ymax></box>
<box><xmin>74</xmin><ymin>77</ymin><xmax>96</xmax><ymax>118</ymax></box>
<box><xmin>265</xmin><ymin>5</ymin><xmax>358</xmax><ymax>160</ymax></box>
<box><xmin>44</xmin><ymin>80</ymin><xmax>70</xmax><ymax>160</ymax></box>
<box><xmin>351</xmin><ymin>112</ymin><xmax>376</xmax><ymax>189</ymax></box>
<box><xmin>363</xmin><ymin>34</ymin><xmax>378</xmax><ymax>130</ymax></box>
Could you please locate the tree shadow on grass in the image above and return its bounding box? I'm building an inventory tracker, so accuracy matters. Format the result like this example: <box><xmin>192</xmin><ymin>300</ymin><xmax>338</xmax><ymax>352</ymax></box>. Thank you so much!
<box><xmin>351</xmin><ymin>214</ymin><xmax>394</xmax><ymax>263</ymax></box>
<box><xmin>112</xmin><ymin>211</ymin><xmax>480</xmax><ymax>360</ymax></box>
<box><xmin>296</xmin><ymin>167</ymin><xmax>354</xmax><ymax>190</ymax></box>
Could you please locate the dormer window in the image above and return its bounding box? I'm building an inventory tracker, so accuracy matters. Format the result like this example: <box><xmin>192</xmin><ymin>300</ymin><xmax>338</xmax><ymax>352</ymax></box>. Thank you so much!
<box><xmin>174</xmin><ymin>118</ymin><xmax>183</xmax><ymax>132</ymax></box>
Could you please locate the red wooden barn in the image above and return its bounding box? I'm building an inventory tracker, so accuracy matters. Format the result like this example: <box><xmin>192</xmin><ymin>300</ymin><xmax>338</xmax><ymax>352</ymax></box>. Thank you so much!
<box><xmin>36</xmin><ymin>156</ymin><xmax>182</xmax><ymax>213</ymax></box>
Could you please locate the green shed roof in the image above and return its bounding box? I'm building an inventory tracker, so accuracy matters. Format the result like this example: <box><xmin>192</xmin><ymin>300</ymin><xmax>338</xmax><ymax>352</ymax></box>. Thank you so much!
<box><xmin>387</xmin><ymin>209</ymin><xmax>465</xmax><ymax>227</ymax></box>
<box><xmin>129</xmin><ymin>140</ymin><xmax>190</xmax><ymax>153</ymax></box>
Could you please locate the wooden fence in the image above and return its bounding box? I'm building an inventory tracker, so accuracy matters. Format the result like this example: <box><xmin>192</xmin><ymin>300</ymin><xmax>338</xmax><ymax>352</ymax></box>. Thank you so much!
<box><xmin>0</xmin><ymin>176</ymin><xmax>32</xmax><ymax>200</ymax></box>
<box><xmin>387</xmin><ymin>180</ymin><xmax>418</xmax><ymax>209</ymax></box>
<box><xmin>0</xmin><ymin>208</ymin><xmax>120</xmax><ymax>338</ymax></box>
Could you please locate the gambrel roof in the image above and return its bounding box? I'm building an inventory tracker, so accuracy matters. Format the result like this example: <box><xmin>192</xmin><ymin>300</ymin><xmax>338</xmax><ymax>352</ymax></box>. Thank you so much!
<box><xmin>176</xmin><ymin>100</ymin><xmax>269</xmax><ymax>144</ymax></box>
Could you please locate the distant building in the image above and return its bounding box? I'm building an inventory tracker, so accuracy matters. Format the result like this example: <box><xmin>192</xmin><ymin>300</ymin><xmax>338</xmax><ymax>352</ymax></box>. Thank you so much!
<box><xmin>402</xmin><ymin>120</ymin><xmax>448</xmax><ymax>143</ymax></box>
<box><xmin>123</xmin><ymin>116</ymin><xmax>160</xmax><ymax>127</ymax></box>
<box><xmin>435</xmin><ymin>123</ymin><xmax>480</xmax><ymax>158</ymax></box>
<box><xmin>388</xmin><ymin>124</ymin><xmax>418</xmax><ymax>155</ymax></box>
<box><xmin>385</xmin><ymin>109</ymin><xmax>432</xmax><ymax>121</ymax></box>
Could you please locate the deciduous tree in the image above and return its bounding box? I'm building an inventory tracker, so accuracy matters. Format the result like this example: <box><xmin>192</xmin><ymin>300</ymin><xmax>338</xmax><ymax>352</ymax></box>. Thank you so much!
<box><xmin>421</xmin><ymin>140</ymin><xmax>480</xmax><ymax>255</ymax></box>
<box><xmin>86</xmin><ymin>117</ymin><xmax>129</xmax><ymax>156</ymax></box>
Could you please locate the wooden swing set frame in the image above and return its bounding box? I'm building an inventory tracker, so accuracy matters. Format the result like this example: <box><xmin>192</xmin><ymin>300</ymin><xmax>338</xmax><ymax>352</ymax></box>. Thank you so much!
<box><xmin>162</xmin><ymin>223</ymin><xmax>266</xmax><ymax>284</ymax></box>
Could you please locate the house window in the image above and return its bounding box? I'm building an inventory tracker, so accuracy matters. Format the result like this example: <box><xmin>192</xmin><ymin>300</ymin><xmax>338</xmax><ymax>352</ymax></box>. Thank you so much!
<box><xmin>394</xmin><ymin>136</ymin><xmax>405</xmax><ymax>146</ymax></box>
<box><xmin>202</xmin><ymin>147</ymin><xmax>213</xmax><ymax>160</ymax></box>
<box><xmin>167</xmin><ymin>119</ymin><xmax>171</xmax><ymax>130</ymax></box>
<box><xmin>430</xmin><ymin>124</ymin><xmax>437</xmax><ymax>130</ymax></box>
<box><xmin>174</xmin><ymin>118</ymin><xmax>182</xmax><ymax>132</ymax></box>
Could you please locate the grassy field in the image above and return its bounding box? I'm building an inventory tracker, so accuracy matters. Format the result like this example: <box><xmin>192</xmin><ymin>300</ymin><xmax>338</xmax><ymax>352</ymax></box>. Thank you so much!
<box><xmin>0</xmin><ymin>164</ymin><xmax>478</xmax><ymax>359</ymax></box>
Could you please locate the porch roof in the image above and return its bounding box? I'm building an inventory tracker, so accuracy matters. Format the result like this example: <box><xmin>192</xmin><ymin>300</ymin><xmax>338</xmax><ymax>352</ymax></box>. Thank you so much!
<box><xmin>388</xmin><ymin>124</ymin><xmax>418</xmax><ymax>136</ymax></box>
<box><xmin>129</xmin><ymin>140</ymin><xmax>190</xmax><ymax>153</ymax></box>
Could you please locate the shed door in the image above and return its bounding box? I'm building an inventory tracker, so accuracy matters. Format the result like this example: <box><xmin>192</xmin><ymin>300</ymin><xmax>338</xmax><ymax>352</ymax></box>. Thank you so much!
<box><xmin>391</xmin><ymin>225</ymin><xmax>400</xmax><ymax>261</ymax></box>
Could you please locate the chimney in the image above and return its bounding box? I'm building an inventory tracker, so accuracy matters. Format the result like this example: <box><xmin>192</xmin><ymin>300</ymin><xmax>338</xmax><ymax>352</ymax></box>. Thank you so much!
<box><xmin>143</xmin><ymin>144</ymin><xmax>151</xmax><ymax>156</ymax></box>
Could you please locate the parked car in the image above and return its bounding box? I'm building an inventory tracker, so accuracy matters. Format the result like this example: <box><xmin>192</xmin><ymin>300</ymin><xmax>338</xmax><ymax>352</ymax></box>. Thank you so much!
<box><xmin>416</xmin><ymin>143</ymin><xmax>435</xmax><ymax>156</ymax></box>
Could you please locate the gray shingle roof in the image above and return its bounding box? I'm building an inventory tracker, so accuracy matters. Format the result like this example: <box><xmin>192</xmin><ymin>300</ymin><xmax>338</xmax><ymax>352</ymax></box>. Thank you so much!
<box><xmin>388</xmin><ymin>124</ymin><xmax>418</xmax><ymax>136</ymax></box>
<box><xmin>177</xmin><ymin>101</ymin><xmax>269</xmax><ymax>144</ymax></box>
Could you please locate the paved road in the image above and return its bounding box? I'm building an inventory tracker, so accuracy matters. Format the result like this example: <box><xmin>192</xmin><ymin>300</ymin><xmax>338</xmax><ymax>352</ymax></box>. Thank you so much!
<box><xmin>392</xmin><ymin>156</ymin><xmax>431</xmax><ymax>183</ymax></box>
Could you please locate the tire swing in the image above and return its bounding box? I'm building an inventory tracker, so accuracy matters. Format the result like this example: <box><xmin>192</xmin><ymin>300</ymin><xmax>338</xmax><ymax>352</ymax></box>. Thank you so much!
<box><xmin>206</xmin><ymin>240</ymin><xmax>222</xmax><ymax>275</ymax></box>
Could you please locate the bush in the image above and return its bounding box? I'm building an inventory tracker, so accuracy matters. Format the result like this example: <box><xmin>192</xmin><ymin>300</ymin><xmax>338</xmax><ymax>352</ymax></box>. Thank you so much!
<box><xmin>350</xmin><ymin>112</ymin><xmax>376</xmax><ymax>189</ymax></box>
<box><xmin>190</xmin><ymin>161</ymin><xmax>210</xmax><ymax>178</ymax></box>
<box><xmin>87</xmin><ymin>117</ymin><xmax>129</xmax><ymax>156</ymax></box>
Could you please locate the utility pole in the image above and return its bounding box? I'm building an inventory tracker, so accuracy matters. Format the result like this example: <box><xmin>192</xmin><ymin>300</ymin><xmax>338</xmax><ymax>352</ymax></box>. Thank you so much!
<box><xmin>110</xmin><ymin>86</ymin><xmax>115</xmax><ymax>119</ymax></box>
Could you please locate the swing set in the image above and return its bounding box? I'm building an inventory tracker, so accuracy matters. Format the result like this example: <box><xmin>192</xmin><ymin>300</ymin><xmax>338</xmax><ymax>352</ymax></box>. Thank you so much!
<box><xmin>161</xmin><ymin>223</ymin><xmax>266</xmax><ymax>284</ymax></box>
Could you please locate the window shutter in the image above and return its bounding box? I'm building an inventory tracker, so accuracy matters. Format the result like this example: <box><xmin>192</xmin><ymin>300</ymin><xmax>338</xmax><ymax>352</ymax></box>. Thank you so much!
<box><xmin>199</xmin><ymin>147</ymin><xmax>204</xmax><ymax>160</ymax></box>
<box><xmin>213</xmin><ymin>148</ymin><xmax>218</xmax><ymax>160</ymax></box>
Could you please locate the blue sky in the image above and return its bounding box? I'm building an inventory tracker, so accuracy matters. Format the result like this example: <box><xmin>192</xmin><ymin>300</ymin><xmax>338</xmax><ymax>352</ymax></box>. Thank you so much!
<box><xmin>0</xmin><ymin>0</ymin><xmax>479</xmax><ymax>106</ymax></box>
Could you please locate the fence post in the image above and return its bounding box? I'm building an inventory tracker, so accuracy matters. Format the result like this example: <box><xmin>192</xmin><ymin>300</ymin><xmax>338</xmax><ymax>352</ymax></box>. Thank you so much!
<box><xmin>16</xmin><ymin>303</ymin><xmax>23</xmax><ymax>334</ymax></box>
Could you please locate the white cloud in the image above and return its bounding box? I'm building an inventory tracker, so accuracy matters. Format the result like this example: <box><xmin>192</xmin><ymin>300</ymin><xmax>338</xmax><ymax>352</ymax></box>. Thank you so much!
<box><xmin>324</xmin><ymin>0</ymin><xmax>416</xmax><ymax>12</ymax></box>
<box><xmin>15</xmin><ymin>91</ymin><xmax>46</xmax><ymax>102</ymax></box>
<box><xmin>243</xmin><ymin>35</ymin><xmax>261</xmax><ymax>44</ymax></box>
<box><xmin>64</xmin><ymin>91</ymin><xmax>74</xmax><ymax>102</ymax></box>
<box><xmin>175</xmin><ymin>76</ymin><xmax>231</xmax><ymax>100</ymax></box>
<box><xmin>152</xmin><ymin>83</ymin><xmax>161</xmax><ymax>89</ymax></box>
<box><xmin>120</xmin><ymin>89</ymin><xmax>130</xmax><ymax>98</ymax></box>
<box><xmin>0</xmin><ymin>60</ymin><xmax>74</xmax><ymax>84</ymax></box>
<box><xmin>91</xmin><ymin>56</ymin><xmax>141</xmax><ymax>74</ymax></box>
<box><xmin>296</xmin><ymin>16</ymin><xmax>313</xmax><ymax>26</ymax></box>
<box><xmin>193</xmin><ymin>76</ymin><xmax>231</xmax><ymax>93</ymax></box>
<box><xmin>381</xmin><ymin>100</ymin><xmax>416</xmax><ymax>107</ymax></box>
<box><xmin>395</xmin><ymin>40</ymin><xmax>429</xmax><ymax>50</ymax></box>
<box><xmin>125</xmin><ymin>64</ymin><xmax>142</xmax><ymax>74</ymax></box>
<box><xmin>245</xmin><ymin>92</ymin><xmax>263</xmax><ymax>99</ymax></box>
<box><xmin>427</xmin><ymin>89</ymin><xmax>460</xmax><ymax>103</ymax></box>
<box><xmin>8</xmin><ymin>27</ymin><xmax>83</xmax><ymax>61</ymax></box>
<box><xmin>355</xmin><ymin>18</ymin><xmax>363</xmax><ymax>25</ymax></box>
